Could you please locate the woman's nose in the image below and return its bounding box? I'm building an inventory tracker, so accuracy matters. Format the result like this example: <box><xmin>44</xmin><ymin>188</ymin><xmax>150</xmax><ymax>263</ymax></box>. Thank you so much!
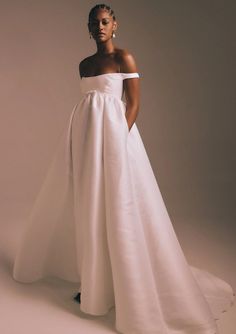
<box><xmin>99</xmin><ymin>21</ymin><xmax>104</xmax><ymax>29</ymax></box>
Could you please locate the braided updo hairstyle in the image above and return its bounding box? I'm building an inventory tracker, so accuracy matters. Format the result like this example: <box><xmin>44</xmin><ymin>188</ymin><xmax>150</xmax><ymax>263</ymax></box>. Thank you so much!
<box><xmin>88</xmin><ymin>4</ymin><xmax>116</xmax><ymax>23</ymax></box>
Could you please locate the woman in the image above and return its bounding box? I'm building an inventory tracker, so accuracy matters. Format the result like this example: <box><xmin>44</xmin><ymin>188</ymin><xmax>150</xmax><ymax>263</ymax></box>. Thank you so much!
<box><xmin>13</xmin><ymin>4</ymin><xmax>235</xmax><ymax>334</ymax></box>
<box><xmin>79</xmin><ymin>5</ymin><xmax>140</xmax><ymax>134</ymax></box>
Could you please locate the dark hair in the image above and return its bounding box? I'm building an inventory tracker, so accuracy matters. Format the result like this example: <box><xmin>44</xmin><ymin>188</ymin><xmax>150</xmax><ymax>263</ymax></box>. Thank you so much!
<box><xmin>88</xmin><ymin>4</ymin><xmax>116</xmax><ymax>23</ymax></box>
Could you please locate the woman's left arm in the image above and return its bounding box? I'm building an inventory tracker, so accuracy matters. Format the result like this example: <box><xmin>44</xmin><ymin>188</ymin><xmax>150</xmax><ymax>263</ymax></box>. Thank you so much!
<box><xmin>120</xmin><ymin>51</ymin><xmax>140</xmax><ymax>131</ymax></box>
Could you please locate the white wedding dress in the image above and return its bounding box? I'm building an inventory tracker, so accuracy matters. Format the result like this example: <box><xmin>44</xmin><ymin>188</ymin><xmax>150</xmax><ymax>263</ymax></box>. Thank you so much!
<box><xmin>13</xmin><ymin>72</ymin><xmax>235</xmax><ymax>334</ymax></box>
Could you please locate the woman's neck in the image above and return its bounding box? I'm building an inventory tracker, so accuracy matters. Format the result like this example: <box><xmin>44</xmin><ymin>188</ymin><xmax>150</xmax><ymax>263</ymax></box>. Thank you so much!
<box><xmin>96</xmin><ymin>41</ymin><xmax>115</xmax><ymax>56</ymax></box>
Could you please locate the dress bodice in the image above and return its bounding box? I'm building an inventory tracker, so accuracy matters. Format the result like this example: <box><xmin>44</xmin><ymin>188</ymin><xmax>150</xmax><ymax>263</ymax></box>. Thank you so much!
<box><xmin>79</xmin><ymin>72</ymin><xmax>140</xmax><ymax>100</ymax></box>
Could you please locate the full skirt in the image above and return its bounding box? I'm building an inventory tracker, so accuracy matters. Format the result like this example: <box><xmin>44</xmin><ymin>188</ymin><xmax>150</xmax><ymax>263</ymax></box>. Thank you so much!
<box><xmin>13</xmin><ymin>93</ymin><xmax>235</xmax><ymax>334</ymax></box>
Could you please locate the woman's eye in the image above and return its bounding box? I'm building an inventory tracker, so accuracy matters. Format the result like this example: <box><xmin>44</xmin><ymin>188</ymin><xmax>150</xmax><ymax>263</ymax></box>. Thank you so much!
<box><xmin>90</xmin><ymin>19</ymin><xmax>109</xmax><ymax>26</ymax></box>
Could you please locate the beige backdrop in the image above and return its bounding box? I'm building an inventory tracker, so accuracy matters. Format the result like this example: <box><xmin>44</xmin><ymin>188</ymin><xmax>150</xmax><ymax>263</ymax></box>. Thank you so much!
<box><xmin>0</xmin><ymin>1</ymin><xmax>235</xmax><ymax>333</ymax></box>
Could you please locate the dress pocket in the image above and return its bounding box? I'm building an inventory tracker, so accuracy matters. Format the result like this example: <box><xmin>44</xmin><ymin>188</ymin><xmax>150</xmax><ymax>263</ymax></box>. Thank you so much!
<box><xmin>120</xmin><ymin>101</ymin><xmax>130</xmax><ymax>134</ymax></box>
<box><xmin>124</xmin><ymin>114</ymin><xmax>129</xmax><ymax>133</ymax></box>
<box><xmin>122</xmin><ymin>111</ymin><xmax>129</xmax><ymax>134</ymax></box>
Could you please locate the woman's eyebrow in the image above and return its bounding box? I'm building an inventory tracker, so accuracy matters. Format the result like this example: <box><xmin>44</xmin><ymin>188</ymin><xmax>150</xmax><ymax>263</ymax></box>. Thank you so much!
<box><xmin>91</xmin><ymin>17</ymin><xmax>110</xmax><ymax>22</ymax></box>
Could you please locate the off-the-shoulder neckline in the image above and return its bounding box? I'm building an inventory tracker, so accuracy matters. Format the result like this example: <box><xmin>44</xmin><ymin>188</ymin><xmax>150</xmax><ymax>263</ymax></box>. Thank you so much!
<box><xmin>81</xmin><ymin>72</ymin><xmax>139</xmax><ymax>79</ymax></box>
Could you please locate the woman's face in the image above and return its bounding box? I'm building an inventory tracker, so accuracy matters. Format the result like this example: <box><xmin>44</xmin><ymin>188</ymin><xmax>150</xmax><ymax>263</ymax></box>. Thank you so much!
<box><xmin>88</xmin><ymin>9</ymin><xmax>117</xmax><ymax>42</ymax></box>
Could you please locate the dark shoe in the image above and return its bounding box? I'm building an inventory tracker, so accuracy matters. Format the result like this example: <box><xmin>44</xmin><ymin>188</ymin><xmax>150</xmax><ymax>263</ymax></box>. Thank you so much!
<box><xmin>73</xmin><ymin>292</ymin><xmax>81</xmax><ymax>304</ymax></box>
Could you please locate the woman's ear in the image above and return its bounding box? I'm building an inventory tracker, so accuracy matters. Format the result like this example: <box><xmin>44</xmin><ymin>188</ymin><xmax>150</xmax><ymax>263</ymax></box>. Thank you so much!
<box><xmin>113</xmin><ymin>21</ymin><xmax>118</xmax><ymax>32</ymax></box>
<box><xmin>87</xmin><ymin>23</ymin><xmax>90</xmax><ymax>32</ymax></box>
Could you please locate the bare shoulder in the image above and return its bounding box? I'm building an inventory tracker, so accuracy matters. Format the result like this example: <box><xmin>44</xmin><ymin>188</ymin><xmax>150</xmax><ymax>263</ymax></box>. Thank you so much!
<box><xmin>116</xmin><ymin>48</ymin><xmax>138</xmax><ymax>73</ymax></box>
<box><xmin>79</xmin><ymin>55</ymin><xmax>95</xmax><ymax>77</ymax></box>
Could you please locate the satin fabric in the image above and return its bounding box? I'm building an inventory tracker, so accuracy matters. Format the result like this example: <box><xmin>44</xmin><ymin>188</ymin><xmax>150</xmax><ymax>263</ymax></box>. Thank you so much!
<box><xmin>13</xmin><ymin>72</ymin><xmax>235</xmax><ymax>334</ymax></box>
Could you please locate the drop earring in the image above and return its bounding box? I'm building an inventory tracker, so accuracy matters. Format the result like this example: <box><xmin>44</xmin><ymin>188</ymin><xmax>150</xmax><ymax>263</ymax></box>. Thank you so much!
<box><xmin>112</xmin><ymin>31</ymin><xmax>116</xmax><ymax>38</ymax></box>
